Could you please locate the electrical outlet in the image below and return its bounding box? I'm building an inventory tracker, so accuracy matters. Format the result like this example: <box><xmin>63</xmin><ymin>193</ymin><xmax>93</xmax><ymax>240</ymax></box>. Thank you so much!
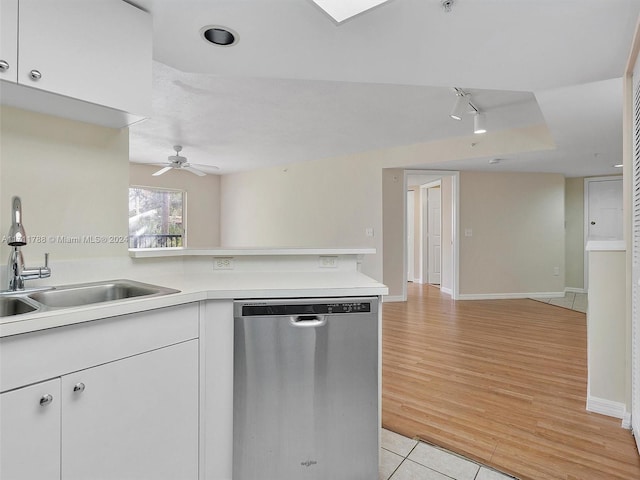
<box><xmin>319</xmin><ymin>256</ymin><xmax>338</xmax><ymax>268</ymax></box>
<box><xmin>213</xmin><ymin>257</ymin><xmax>234</xmax><ymax>270</ymax></box>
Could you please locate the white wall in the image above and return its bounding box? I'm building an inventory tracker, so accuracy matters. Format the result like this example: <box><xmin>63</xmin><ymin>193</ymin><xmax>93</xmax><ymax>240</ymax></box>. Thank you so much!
<box><xmin>0</xmin><ymin>106</ymin><xmax>129</xmax><ymax>266</ymax></box>
<box><xmin>129</xmin><ymin>163</ymin><xmax>221</xmax><ymax>248</ymax></box>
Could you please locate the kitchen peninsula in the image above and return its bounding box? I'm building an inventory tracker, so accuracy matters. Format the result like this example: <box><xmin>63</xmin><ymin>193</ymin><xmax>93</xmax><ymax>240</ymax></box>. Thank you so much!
<box><xmin>0</xmin><ymin>247</ymin><xmax>386</xmax><ymax>480</ymax></box>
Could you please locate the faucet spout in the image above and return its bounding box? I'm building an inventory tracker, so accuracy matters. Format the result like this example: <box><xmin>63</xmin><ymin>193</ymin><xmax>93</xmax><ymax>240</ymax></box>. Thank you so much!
<box><xmin>7</xmin><ymin>196</ymin><xmax>27</xmax><ymax>246</ymax></box>
<box><xmin>5</xmin><ymin>196</ymin><xmax>51</xmax><ymax>291</ymax></box>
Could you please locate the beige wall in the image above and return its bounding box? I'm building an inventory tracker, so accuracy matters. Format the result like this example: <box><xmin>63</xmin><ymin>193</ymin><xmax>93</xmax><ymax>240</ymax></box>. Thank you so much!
<box><xmin>221</xmin><ymin>154</ymin><xmax>384</xmax><ymax>281</ymax></box>
<box><xmin>382</xmin><ymin>169</ymin><xmax>404</xmax><ymax>296</ymax></box>
<box><xmin>0</xmin><ymin>106</ymin><xmax>129</xmax><ymax>264</ymax></box>
<box><xmin>459</xmin><ymin>171</ymin><xmax>565</xmax><ymax>296</ymax></box>
<box><xmin>588</xmin><ymin>250</ymin><xmax>626</xmax><ymax>406</ymax></box>
<box><xmin>129</xmin><ymin>164</ymin><xmax>221</xmax><ymax>247</ymax></box>
<box><xmin>441</xmin><ymin>176</ymin><xmax>453</xmax><ymax>293</ymax></box>
<box><xmin>565</xmin><ymin>177</ymin><xmax>585</xmax><ymax>290</ymax></box>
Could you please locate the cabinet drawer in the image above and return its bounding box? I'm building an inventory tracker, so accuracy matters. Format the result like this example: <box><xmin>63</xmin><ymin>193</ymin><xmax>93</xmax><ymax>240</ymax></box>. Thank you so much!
<box><xmin>0</xmin><ymin>303</ymin><xmax>199</xmax><ymax>392</ymax></box>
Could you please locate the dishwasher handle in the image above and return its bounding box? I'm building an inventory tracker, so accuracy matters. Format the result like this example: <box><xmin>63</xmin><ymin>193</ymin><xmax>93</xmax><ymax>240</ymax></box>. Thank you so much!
<box><xmin>289</xmin><ymin>315</ymin><xmax>327</xmax><ymax>327</ymax></box>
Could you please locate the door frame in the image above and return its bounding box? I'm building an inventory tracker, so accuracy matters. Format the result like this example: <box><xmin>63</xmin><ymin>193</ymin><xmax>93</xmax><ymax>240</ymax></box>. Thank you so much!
<box><xmin>403</xmin><ymin>170</ymin><xmax>460</xmax><ymax>301</ymax></box>
<box><xmin>583</xmin><ymin>175</ymin><xmax>623</xmax><ymax>290</ymax></box>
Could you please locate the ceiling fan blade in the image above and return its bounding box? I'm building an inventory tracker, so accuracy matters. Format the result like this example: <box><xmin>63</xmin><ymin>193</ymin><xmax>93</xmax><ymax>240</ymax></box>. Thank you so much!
<box><xmin>152</xmin><ymin>166</ymin><xmax>173</xmax><ymax>176</ymax></box>
<box><xmin>183</xmin><ymin>166</ymin><xmax>207</xmax><ymax>177</ymax></box>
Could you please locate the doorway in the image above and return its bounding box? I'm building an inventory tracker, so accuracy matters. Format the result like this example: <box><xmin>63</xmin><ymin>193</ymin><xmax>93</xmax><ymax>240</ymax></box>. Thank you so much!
<box><xmin>583</xmin><ymin>176</ymin><xmax>623</xmax><ymax>289</ymax></box>
<box><xmin>403</xmin><ymin>170</ymin><xmax>459</xmax><ymax>300</ymax></box>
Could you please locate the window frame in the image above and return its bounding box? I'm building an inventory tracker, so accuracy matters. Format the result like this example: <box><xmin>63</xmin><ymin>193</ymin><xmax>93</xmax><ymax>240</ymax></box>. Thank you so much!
<box><xmin>128</xmin><ymin>185</ymin><xmax>187</xmax><ymax>249</ymax></box>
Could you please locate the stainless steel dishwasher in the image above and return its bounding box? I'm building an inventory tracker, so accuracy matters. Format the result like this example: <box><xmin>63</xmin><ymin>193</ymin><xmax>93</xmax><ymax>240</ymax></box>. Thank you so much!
<box><xmin>233</xmin><ymin>297</ymin><xmax>379</xmax><ymax>480</ymax></box>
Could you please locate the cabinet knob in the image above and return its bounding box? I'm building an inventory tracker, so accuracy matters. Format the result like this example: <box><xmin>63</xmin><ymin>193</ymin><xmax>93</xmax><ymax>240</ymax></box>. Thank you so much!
<box><xmin>73</xmin><ymin>382</ymin><xmax>86</xmax><ymax>393</ymax></box>
<box><xmin>39</xmin><ymin>394</ymin><xmax>53</xmax><ymax>407</ymax></box>
<box><xmin>29</xmin><ymin>69</ymin><xmax>42</xmax><ymax>81</ymax></box>
<box><xmin>0</xmin><ymin>60</ymin><xmax>9</xmax><ymax>72</ymax></box>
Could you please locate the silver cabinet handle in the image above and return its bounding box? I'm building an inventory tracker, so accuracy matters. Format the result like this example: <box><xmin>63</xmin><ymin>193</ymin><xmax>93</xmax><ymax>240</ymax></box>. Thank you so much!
<box><xmin>29</xmin><ymin>69</ymin><xmax>42</xmax><ymax>81</ymax></box>
<box><xmin>0</xmin><ymin>60</ymin><xmax>9</xmax><ymax>71</ymax></box>
<box><xmin>39</xmin><ymin>394</ymin><xmax>53</xmax><ymax>406</ymax></box>
<box><xmin>73</xmin><ymin>382</ymin><xmax>85</xmax><ymax>393</ymax></box>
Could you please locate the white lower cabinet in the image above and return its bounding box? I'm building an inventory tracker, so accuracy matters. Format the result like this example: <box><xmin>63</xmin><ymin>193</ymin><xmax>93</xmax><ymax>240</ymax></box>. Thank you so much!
<box><xmin>62</xmin><ymin>340</ymin><xmax>199</xmax><ymax>480</ymax></box>
<box><xmin>0</xmin><ymin>378</ymin><xmax>61</xmax><ymax>479</ymax></box>
<box><xmin>0</xmin><ymin>304</ymin><xmax>200</xmax><ymax>480</ymax></box>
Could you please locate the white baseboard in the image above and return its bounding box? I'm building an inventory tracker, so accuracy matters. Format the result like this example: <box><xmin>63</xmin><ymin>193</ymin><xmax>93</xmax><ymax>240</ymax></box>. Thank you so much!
<box><xmin>383</xmin><ymin>295</ymin><xmax>405</xmax><ymax>303</ymax></box>
<box><xmin>565</xmin><ymin>287</ymin><xmax>587</xmax><ymax>294</ymax></box>
<box><xmin>586</xmin><ymin>395</ymin><xmax>627</xmax><ymax>420</ymax></box>
<box><xmin>440</xmin><ymin>287</ymin><xmax>452</xmax><ymax>296</ymax></box>
<box><xmin>457</xmin><ymin>292</ymin><xmax>565</xmax><ymax>301</ymax></box>
<box><xmin>622</xmin><ymin>412</ymin><xmax>632</xmax><ymax>429</ymax></box>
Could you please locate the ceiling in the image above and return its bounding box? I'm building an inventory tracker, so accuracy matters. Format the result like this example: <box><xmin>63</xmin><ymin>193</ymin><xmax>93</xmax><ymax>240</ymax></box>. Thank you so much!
<box><xmin>128</xmin><ymin>0</ymin><xmax>640</xmax><ymax>177</ymax></box>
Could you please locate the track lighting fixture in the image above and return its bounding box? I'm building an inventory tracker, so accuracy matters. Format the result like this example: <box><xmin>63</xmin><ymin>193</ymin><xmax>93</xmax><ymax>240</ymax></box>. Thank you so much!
<box><xmin>450</xmin><ymin>93</ymin><xmax>469</xmax><ymax>120</ymax></box>
<box><xmin>450</xmin><ymin>87</ymin><xmax>488</xmax><ymax>134</ymax></box>
<box><xmin>474</xmin><ymin>112</ymin><xmax>487</xmax><ymax>134</ymax></box>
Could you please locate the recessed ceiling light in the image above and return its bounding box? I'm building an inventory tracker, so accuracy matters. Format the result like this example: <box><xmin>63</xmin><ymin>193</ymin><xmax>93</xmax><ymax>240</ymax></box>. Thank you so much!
<box><xmin>201</xmin><ymin>26</ymin><xmax>239</xmax><ymax>47</ymax></box>
<box><xmin>311</xmin><ymin>0</ymin><xmax>392</xmax><ymax>23</ymax></box>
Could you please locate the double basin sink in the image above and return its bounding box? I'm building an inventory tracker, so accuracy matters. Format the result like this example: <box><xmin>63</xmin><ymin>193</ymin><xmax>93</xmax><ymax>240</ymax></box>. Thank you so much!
<box><xmin>0</xmin><ymin>280</ymin><xmax>180</xmax><ymax>317</ymax></box>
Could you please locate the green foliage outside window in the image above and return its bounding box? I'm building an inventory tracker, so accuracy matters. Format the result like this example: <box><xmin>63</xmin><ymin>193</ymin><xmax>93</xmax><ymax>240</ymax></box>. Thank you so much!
<box><xmin>129</xmin><ymin>187</ymin><xmax>185</xmax><ymax>248</ymax></box>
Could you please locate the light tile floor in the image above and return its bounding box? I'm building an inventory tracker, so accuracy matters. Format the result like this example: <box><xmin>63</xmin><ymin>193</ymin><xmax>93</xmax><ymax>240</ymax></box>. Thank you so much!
<box><xmin>380</xmin><ymin>429</ymin><xmax>517</xmax><ymax>480</ymax></box>
<box><xmin>532</xmin><ymin>291</ymin><xmax>587</xmax><ymax>313</ymax></box>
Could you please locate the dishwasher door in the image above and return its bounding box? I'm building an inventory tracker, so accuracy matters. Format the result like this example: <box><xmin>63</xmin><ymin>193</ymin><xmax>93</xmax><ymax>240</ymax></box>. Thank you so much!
<box><xmin>233</xmin><ymin>297</ymin><xmax>379</xmax><ymax>480</ymax></box>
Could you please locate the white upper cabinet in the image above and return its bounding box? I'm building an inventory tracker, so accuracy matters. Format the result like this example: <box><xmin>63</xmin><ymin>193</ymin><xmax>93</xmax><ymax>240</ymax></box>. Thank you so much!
<box><xmin>0</xmin><ymin>0</ymin><xmax>152</xmax><ymax>128</ymax></box>
<box><xmin>0</xmin><ymin>0</ymin><xmax>18</xmax><ymax>83</ymax></box>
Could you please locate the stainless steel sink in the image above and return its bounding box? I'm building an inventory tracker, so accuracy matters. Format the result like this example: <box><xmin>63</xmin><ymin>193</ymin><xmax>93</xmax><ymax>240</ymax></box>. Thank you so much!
<box><xmin>27</xmin><ymin>280</ymin><xmax>180</xmax><ymax>309</ymax></box>
<box><xmin>0</xmin><ymin>296</ymin><xmax>38</xmax><ymax>316</ymax></box>
<box><xmin>0</xmin><ymin>280</ymin><xmax>179</xmax><ymax>317</ymax></box>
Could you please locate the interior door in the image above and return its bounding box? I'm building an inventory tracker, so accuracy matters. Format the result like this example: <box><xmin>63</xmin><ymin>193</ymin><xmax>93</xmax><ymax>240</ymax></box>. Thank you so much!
<box><xmin>428</xmin><ymin>187</ymin><xmax>442</xmax><ymax>285</ymax></box>
<box><xmin>587</xmin><ymin>178</ymin><xmax>623</xmax><ymax>240</ymax></box>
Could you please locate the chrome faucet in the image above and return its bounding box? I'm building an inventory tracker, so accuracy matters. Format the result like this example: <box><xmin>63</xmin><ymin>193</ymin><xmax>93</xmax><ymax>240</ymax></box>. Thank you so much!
<box><xmin>6</xmin><ymin>196</ymin><xmax>51</xmax><ymax>291</ymax></box>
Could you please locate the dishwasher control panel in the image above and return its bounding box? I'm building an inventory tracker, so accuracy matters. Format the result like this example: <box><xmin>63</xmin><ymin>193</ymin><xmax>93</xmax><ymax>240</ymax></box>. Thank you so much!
<box><xmin>239</xmin><ymin>299</ymin><xmax>374</xmax><ymax>317</ymax></box>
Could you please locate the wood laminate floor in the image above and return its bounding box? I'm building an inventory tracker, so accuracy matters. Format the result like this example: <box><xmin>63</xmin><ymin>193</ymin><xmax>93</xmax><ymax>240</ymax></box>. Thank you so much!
<box><xmin>382</xmin><ymin>283</ymin><xmax>640</xmax><ymax>480</ymax></box>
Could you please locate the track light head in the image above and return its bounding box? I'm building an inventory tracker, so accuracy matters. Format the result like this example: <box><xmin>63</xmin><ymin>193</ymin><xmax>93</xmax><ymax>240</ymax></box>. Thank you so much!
<box><xmin>474</xmin><ymin>112</ymin><xmax>487</xmax><ymax>134</ymax></box>
<box><xmin>450</xmin><ymin>94</ymin><xmax>469</xmax><ymax>120</ymax></box>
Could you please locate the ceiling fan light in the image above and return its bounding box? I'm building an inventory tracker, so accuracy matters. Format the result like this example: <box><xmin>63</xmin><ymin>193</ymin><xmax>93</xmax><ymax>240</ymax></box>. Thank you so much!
<box><xmin>474</xmin><ymin>112</ymin><xmax>487</xmax><ymax>134</ymax></box>
<box><xmin>450</xmin><ymin>94</ymin><xmax>469</xmax><ymax>120</ymax></box>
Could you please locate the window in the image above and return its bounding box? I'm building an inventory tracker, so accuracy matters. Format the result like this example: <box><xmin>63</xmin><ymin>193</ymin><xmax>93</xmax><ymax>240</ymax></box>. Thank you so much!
<box><xmin>129</xmin><ymin>187</ymin><xmax>185</xmax><ymax>248</ymax></box>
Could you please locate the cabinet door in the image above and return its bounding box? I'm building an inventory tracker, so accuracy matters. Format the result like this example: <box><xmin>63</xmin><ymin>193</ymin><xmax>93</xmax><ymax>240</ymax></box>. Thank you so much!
<box><xmin>61</xmin><ymin>340</ymin><xmax>199</xmax><ymax>480</ymax></box>
<box><xmin>18</xmin><ymin>0</ymin><xmax>151</xmax><ymax>116</ymax></box>
<box><xmin>0</xmin><ymin>378</ymin><xmax>61</xmax><ymax>480</ymax></box>
<box><xmin>0</xmin><ymin>0</ymin><xmax>18</xmax><ymax>83</ymax></box>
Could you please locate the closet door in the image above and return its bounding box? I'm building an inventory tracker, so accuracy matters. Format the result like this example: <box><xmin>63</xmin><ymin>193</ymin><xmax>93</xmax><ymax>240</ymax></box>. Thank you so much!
<box><xmin>631</xmin><ymin>63</ymin><xmax>640</xmax><ymax>454</ymax></box>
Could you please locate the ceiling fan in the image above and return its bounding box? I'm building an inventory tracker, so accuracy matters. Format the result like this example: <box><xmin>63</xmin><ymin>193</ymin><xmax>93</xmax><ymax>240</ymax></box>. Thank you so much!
<box><xmin>152</xmin><ymin>145</ymin><xmax>216</xmax><ymax>177</ymax></box>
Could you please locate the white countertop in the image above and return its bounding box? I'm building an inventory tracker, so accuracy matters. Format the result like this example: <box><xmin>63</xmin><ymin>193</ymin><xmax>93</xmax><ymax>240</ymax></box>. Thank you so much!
<box><xmin>0</xmin><ymin>270</ymin><xmax>387</xmax><ymax>338</ymax></box>
<box><xmin>585</xmin><ymin>239</ymin><xmax>626</xmax><ymax>251</ymax></box>
<box><xmin>129</xmin><ymin>247</ymin><xmax>376</xmax><ymax>258</ymax></box>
